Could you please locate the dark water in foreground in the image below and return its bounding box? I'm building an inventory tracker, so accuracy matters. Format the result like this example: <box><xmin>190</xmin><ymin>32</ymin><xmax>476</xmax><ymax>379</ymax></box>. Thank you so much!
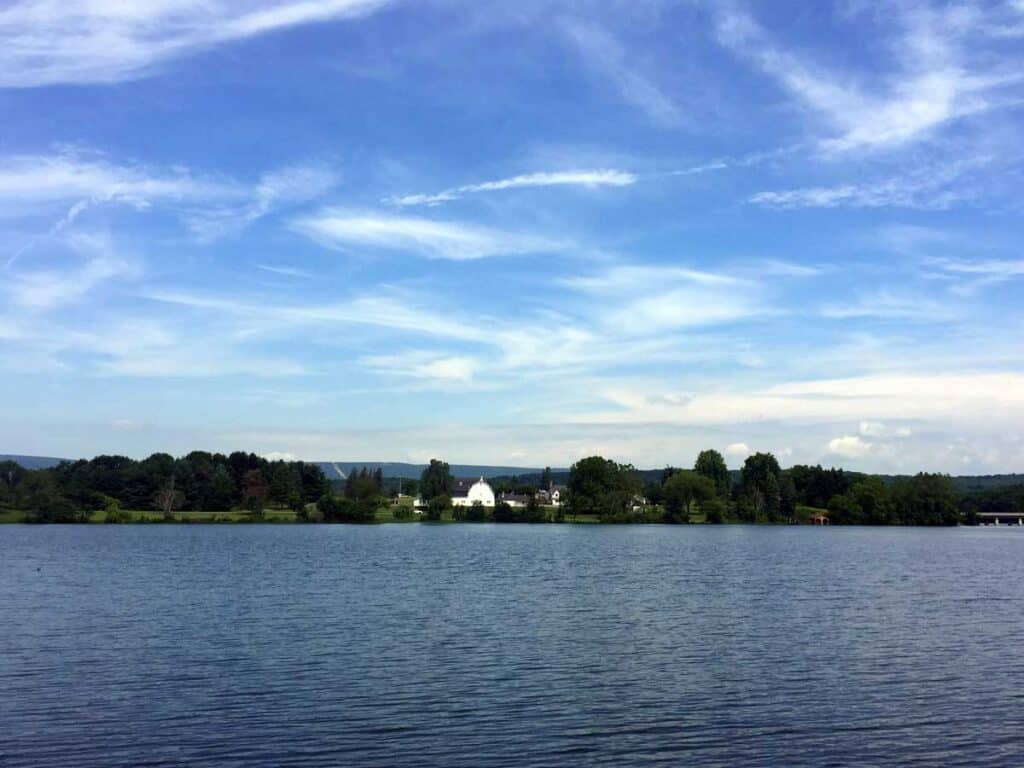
<box><xmin>1</xmin><ymin>525</ymin><xmax>1022</xmax><ymax>767</ymax></box>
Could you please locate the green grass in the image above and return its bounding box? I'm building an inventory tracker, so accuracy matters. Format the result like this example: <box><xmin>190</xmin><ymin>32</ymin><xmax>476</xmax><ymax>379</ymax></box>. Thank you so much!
<box><xmin>0</xmin><ymin>507</ymin><xmax>25</xmax><ymax>523</ymax></box>
<box><xmin>83</xmin><ymin>508</ymin><xmax>302</xmax><ymax>523</ymax></box>
<box><xmin>1</xmin><ymin>501</ymin><xmax>723</xmax><ymax>525</ymax></box>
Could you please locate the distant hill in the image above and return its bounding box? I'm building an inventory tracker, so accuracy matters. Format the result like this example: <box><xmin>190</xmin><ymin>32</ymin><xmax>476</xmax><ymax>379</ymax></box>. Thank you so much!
<box><xmin>0</xmin><ymin>454</ymin><xmax>66</xmax><ymax>470</ymax></box>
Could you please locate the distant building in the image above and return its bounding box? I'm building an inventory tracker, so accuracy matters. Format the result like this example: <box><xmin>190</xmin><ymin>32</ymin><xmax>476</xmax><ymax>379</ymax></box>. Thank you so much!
<box><xmin>550</xmin><ymin>485</ymin><xmax>565</xmax><ymax>506</ymax></box>
<box><xmin>451</xmin><ymin>477</ymin><xmax>496</xmax><ymax>508</ymax></box>
<box><xmin>498</xmin><ymin>492</ymin><xmax>532</xmax><ymax>508</ymax></box>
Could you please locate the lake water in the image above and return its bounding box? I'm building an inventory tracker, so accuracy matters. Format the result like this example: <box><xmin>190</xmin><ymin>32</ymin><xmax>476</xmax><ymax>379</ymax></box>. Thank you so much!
<box><xmin>1</xmin><ymin>524</ymin><xmax>1022</xmax><ymax>767</ymax></box>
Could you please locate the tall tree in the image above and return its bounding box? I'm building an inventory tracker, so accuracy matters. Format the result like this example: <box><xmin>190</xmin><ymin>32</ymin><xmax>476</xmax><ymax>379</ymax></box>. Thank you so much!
<box><xmin>662</xmin><ymin>471</ymin><xmax>714</xmax><ymax>523</ymax></box>
<box><xmin>241</xmin><ymin>469</ymin><xmax>269</xmax><ymax>518</ymax></box>
<box><xmin>566</xmin><ymin>456</ymin><xmax>642</xmax><ymax>520</ymax></box>
<box><xmin>741</xmin><ymin>452</ymin><xmax>781</xmax><ymax>521</ymax></box>
<box><xmin>154</xmin><ymin>474</ymin><xmax>184</xmax><ymax>520</ymax></box>
<box><xmin>420</xmin><ymin>459</ymin><xmax>454</xmax><ymax>501</ymax></box>
<box><xmin>694</xmin><ymin>450</ymin><xmax>731</xmax><ymax>496</ymax></box>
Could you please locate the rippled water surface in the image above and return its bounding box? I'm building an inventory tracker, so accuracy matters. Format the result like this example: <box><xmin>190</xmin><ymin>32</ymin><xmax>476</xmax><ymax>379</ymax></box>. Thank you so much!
<box><xmin>2</xmin><ymin>525</ymin><xmax>1022</xmax><ymax>767</ymax></box>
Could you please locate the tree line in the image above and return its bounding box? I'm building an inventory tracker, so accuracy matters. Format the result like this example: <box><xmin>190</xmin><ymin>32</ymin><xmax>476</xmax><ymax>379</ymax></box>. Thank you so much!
<box><xmin>1</xmin><ymin>450</ymin><xmax>1012</xmax><ymax>526</ymax></box>
<box><xmin>0</xmin><ymin>452</ymin><xmax>329</xmax><ymax>523</ymax></box>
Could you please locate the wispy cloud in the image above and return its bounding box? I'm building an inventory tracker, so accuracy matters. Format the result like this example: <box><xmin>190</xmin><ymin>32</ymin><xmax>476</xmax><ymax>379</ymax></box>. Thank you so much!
<box><xmin>186</xmin><ymin>164</ymin><xmax>340</xmax><ymax>241</ymax></box>
<box><xmin>361</xmin><ymin>351</ymin><xmax>482</xmax><ymax>384</ymax></box>
<box><xmin>4</xmin><ymin>231</ymin><xmax>137</xmax><ymax>309</ymax></box>
<box><xmin>714</xmin><ymin>3</ymin><xmax>1024</xmax><ymax>151</ymax></box>
<box><xmin>291</xmin><ymin>209</ymin><xmax>564</xmax><ymax>260</ymax></box>
<box><xmin>561</xmin><ymin>18</ymin><xmax>685</xmax><ymax>127</ymax></box>
<box><xmin>0</xmin><ymin>0</ymin><xmax>393</xmax><ymax>87</ymax></box>
<box><xmin>574</xmin><ymin>372</ymin><xmax>1024</xmax><ymax>429</ymax></box>
<box><xmin>0</xmin><ymin>149</ymin><xmax>239</xmax><ymax>210</ymax></box>
<box><xmin>563</xmin><ymin>263</ymin><xmax>766</xmax><ymax>334</ymax></box>
<box><xmin>389</xmin><ymin>169</ymin><xmax>636</xmax><ymax>206</ymax></box>
<box><xmin>257</xmin><ymin>264</ymin><xmax>315</xmax><ymax>279</ymax></box>
<box><xmin>820</xmin><ymin>290</ymin><xmax>954</xmax><ymax>321</ymax></box>
<box><xmin>2</xmin><ymin>151</ymin><xmax>338</xmax><ymax>259</ymax></box>
<box><xmin>749</xmin><ymin>154</ymin><xmax>995</xmax><ymax>210</ymax></box>
<box><xmin>928</xmin><ymin>255</ymin><xmax>1024</xmax><ymax>295</ymax></box>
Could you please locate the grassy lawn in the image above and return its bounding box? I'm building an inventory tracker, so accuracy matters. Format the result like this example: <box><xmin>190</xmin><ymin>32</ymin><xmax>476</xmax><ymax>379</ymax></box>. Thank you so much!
<box><xmin>84</xmin><ymin>508</ymin><xmax>302</xmax><ymax>523</ymax></box>
<box><xmin>2</xmin><ymin>501</ymin><xmax>722</xmax><ymax>525</ymax></box>
<box><xmin>0</xmin><ymin>507</ymin><xmax>25</xmax><ymax>523</ymax></box>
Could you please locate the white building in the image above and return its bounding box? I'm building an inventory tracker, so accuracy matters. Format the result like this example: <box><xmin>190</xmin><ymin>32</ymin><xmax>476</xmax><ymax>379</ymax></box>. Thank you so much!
<box><xmin>451</xmin><ymin>477</ymin><xmax>496</xmax><ymax>508</ymax></box>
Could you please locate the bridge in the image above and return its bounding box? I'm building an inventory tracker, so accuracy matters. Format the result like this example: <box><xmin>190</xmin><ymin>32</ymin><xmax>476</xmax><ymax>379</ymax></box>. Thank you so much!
<box><xmin>977</xmin><ymin>512</ymin><xmax>1024</xmax><ymax>525</ymax></box>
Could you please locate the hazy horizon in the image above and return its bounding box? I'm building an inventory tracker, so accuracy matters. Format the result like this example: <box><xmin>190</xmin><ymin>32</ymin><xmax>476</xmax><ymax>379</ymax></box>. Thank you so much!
<box><xmin>3</xmin><ymin>1</ymin><xmax>1023</xmax><ymax>473</ymax></box>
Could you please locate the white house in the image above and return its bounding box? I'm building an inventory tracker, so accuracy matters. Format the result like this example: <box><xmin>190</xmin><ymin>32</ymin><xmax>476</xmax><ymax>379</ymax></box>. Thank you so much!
<box><xmin>451</xmin><ymin>477</ymin><xmax>496</xmax><ymax>508</ymax></box>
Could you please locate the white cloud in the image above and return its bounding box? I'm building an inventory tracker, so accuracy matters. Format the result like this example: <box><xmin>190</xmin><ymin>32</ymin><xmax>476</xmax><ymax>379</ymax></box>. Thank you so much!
<box><xmin>563</xmin><ymin>264</ymin><xmax>740</xmax><ymax>293</ymax></box>
<box><xmin>0</xmin><ymin>0</ymin><xmax>392</xmax><ymax>87</ymax></box>
<box><xmin>749</xmin><ymin>155</ymin><xmax>992</xmax><ymax>210</ymax></box>
<box><xmin>257</xmin><ymin>264</ymin><xmax>314</xmax><ymax>278</ymax></box>
<box><xmin>859</xmin><ymin>421</ymin><xmax>912</xmax><ymax>438</ymax></box>
<box><xmin>562</xmin><ymin>263</ymin><xmax>764</xmax><ymax>334</ymax></box>
<box><xmin>1</xmin><ymin>152</ymin><xmax>338</xmax><ymax>257</ymax></box>
<box><xmin>4</xmin><ymin>232</ymin><xmax>137</xmax><ymax>309</ymax></box>
<box><xmin>362</xmin><ymin>352</ymin><xmax>481</xmax><ymax>384</ymax></box>
<box><xmin>725</xmin><ymin>442</ymin><xmax>750</xmax><ymax>457</ymax></box>
<box><xmin>827</xmin><ymin>435</ymin><xmax>873</xmax><ymax>458</ymax></box>
<box><xmin>570</xmin><ymin>373</ymin><xmax>1024</xmax><ymax>430</ymax></box>
<box><xmin>0</xmin><ymin>150</ymin><xmax>239</xmax><ymax>211</ymax></box>
<box><xmin>263</xmin><ymin>452</ymin><xmax>298</xmax><ymax>462</ymax></box>
<box><xmin>561</xmin><ymin>19</ymin><xmax>684</xmax><ymax>126</ymax></box>
<box><xmin>859</xmin><ymin>421</ymin><xmax>886</xmax><ymax>438</ymax></box>
<box><xmin>144</xmin><ymin>290</ymin><xmax>493</xmax><ymax>344</ymax></box>
<box><xmin>820</xmin><ymin>290</ymin><xmax>954</xmax><ymax>321</ymax></box>
<box><xmin>291</xmin><ymin>210</ymin><xmax>563</xmax><ymax>260</ymax></box>
<box><xmin>390</xmin><ymin>169</ymin><xmax>636</xmax><ymax>206</ymax></box>
<box><xmin>715</xmin><ymin>4</ymin><xmax>1023</xmax><ymax>151</ymax></box>
<box><xmin>187</xmin><ymin>165</ymin><xmax>339</xmax><ymax>241</ymax></box>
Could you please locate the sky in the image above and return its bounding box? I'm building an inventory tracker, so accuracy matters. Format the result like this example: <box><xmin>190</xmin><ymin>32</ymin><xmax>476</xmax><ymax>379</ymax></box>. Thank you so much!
<box><xmin>1</xmin><ymin>0</ymin><xmax>1023</xmax><ymax>473</ymax></box>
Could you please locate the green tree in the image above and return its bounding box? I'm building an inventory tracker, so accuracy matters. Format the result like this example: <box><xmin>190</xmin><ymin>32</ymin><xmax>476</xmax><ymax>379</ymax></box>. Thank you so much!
<box><xmin>566</xmin><ymin>456</ymin><xmax>642</xmax><ymax>521</ymax></box>
<box><xmin>890</xmin><ymin>473</ymin><xmax>959</xmax><ymax>525</ymax></box>
<box><xmin>779</xmin><ymin>473</ymin><xmax>797</xmax><ymax>521</ymax></box>
<box><xmin>461</xmin><ymin>500</ymin><xmax>488</xmax><ymax>522</ymax></box>
<box><xmin>703</xmin><ymin>497</ymin><xmax>727</xmax><ymax>524</ymax></box>
<box><xmin>420</xmin><ymin>459</ymin><xmax>454</xmax><ymax>502</ymax></box>
<box><xmin>425</xmin><ymin>493</ymin><xmax>451</xmax><ymax>521</ymax></box>
<box><xmin>241</xmin><ymin>469</ymin><xmax>268</xmax><ymax>519</ymax></box>
<box><xmin>662</xmin><ymin>471</ymin><xmax>715</xmax><ymax>523</ymax></box>
<box><xmin>288</xmin><ymin>491</ymin><xmax>308</xmax><ymax>520</ymax></box>
<box><xmin>207</xmin><ymin>467</ymin><xmax>236</xmax><ymax>511</ymax></box>
<box><xmin>694</xmin><ymin>449</ymin><xmax>731</xmax><ymax>496</ymax></box>
<box><xmin>849</xmin><ymin>476</ymin><xmax>891</xmax><ymax>525</ymax></box>
<box><xmin>21</xmin><ymin>472</ymin><xmax>82</xmax><ymax>523</ymax></box>
<box><xmin>741</xmin><ymin>452</ymin><xmax>781</xmax><ymax>521</ymax></box>
<box><xmin>764</xmin><ymin>472</ymin><xmax>781</xmax><ymax>522</ymax></box>
<box><xmin>827</xmin><ymin>493</ymin><xmax>862</xmax><ymax>524</ymax></box>
<box><xmin>524</xmin><ymin>495</ymin><xmax>545</xmax><ymax>523</ymax></box>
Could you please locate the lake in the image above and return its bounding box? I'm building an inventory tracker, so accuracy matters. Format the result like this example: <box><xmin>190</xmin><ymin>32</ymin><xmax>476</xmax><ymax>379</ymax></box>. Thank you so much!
<box><xmin>1</xmin><ymin>524</ymin><xmax>1022</xmax><ymax>767</ymax></box>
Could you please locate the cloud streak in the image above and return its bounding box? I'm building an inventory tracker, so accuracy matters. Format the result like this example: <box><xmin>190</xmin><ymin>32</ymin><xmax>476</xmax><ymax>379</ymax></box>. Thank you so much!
<box><xmin>291</xmin><ymin>209</ymin><xmax>564</xmax><ymax>260</ymax></box>
<box><xmin>389</xmin><ymin>169</ymin><xmax>636</xmax><ymax>206</ymax></box>
<box><xmin>0</xmin><ymin>0</ymin><xmax>393</xmax><ymax>87</ymax></box>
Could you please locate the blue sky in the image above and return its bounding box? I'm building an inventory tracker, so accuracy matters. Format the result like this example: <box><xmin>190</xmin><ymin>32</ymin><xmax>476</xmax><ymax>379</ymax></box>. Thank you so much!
<box><xmin>1</xmin><ymin>0</ymin><xmax>1023</xmax><ymax>472</ymax></box>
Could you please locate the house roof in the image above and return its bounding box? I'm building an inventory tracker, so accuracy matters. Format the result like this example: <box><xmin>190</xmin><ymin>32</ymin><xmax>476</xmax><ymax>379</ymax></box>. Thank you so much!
<box><xmin>452</xmin><ymin>477</ymin><xmax>489</xmax><ymax>498</ymax></box>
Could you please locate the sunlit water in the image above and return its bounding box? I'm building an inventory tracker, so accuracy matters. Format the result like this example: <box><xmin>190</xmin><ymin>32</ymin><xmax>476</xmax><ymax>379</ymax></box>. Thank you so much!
<box><xmin>2</xmin><ymin>524</ymin><xmax>1022</xmax><ymax>767</ymax></box>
